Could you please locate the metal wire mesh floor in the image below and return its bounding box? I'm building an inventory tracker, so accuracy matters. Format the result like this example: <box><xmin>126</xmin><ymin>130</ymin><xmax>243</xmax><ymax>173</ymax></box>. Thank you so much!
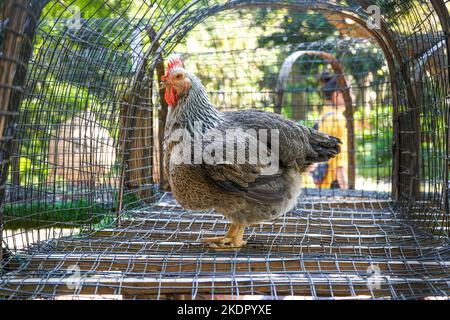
<box><xmin>1</xmin><ymin>193</ymin><xmax>449</xmax><ymax>299</ymax></box>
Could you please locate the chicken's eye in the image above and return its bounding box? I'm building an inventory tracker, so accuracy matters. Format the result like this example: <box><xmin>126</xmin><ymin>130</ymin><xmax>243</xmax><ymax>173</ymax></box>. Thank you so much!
<box><xmin>175</xmin><ymin>74</ymin><xmax>183</xmax><ymax>80</ymax></box>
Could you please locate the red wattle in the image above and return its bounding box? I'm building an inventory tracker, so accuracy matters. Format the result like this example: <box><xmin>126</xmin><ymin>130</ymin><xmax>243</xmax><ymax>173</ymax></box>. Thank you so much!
<box><xmin>164</xmin><ymin>88</ymin><xmax>172</xmax><ymax>106</ymax></box>
<box><xmin>170</xmin><ymin>88</ymin><xmax>177</xmax><ymax>106</ymax></box>
<box><xmin>165</xmin><ymin>87</ymin><xmax>177</xmax><ymax>107</ymax></box>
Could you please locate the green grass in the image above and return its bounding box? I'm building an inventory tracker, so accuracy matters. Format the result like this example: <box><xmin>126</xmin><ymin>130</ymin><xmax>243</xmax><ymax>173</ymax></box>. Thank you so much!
<box><xmin>3</xmin><ymin>199</ymin><xmax>113</xmax><ymax>229</ymax></box>
<box><xmin>356</xmin><ymin>165</ymin><xmax>392</xmax><ymax>180</ymax></box>
<box><xmin>3</xmin><ymin>191</ymin><xmax>142</xmax><ymax>230</ymax></box>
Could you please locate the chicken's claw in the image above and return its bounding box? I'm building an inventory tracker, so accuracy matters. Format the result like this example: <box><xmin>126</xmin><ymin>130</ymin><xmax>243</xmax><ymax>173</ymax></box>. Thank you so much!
<box><xmin>202</xmin><ymin>223</ymin><xmax>247</xmax><ymax>250</ymax></box>
<box><xmin>209</xmin><ymin>238</ymin><xmax>247</xmax><ymax>251</ymax></box>
<box><xmin>201</xmin><ymin>236</ymin><xmax>231</xmax><ymax>244</ymax></box>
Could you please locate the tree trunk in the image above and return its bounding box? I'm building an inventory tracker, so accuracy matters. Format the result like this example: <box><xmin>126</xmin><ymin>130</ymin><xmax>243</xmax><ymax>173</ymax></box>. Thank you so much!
<box><xmin>0</xmin><ymin>0</ymin><xmax>40</xmax><ymax>267</ymax></box>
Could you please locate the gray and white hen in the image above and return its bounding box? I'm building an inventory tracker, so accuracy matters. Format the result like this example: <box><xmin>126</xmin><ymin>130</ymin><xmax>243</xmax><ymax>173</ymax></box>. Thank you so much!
<box><xmin>162</xmin><ymin>58</ymin><xmax>341</xmax><ymax>249</ymax></box>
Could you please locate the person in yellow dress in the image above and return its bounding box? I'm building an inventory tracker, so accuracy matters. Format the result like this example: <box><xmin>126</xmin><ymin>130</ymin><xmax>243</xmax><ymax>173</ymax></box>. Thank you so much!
<box><xmin>308</xmin><ymin>71</ymin><xmax>349</xmax><ymax>189</ymax></box>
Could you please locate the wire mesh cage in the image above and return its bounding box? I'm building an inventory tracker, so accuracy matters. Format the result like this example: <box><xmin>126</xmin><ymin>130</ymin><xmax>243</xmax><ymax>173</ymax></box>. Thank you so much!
<box><xmin>0</xmin><ymin>0</ymin><xmax>449</xmax><ymax>299</ymax></box>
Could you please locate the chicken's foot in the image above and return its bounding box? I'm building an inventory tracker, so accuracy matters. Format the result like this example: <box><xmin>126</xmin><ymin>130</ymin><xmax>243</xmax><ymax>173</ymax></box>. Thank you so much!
<box><xmin>202</xmin><ymin>223</ymin><xmax>238</xmax><ymax>244</ymax></box>
<box><xmin>203</xmin><ymin>223</ymin><xmax>247</xmax><ymax>250</ymax></box>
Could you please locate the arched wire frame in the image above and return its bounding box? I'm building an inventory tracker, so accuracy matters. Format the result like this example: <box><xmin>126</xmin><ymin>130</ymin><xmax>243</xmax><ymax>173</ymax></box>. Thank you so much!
<box><xmin>0</xmin><ymin>0</ymin><xmax>448</xmax><ymax>299</ymax></box>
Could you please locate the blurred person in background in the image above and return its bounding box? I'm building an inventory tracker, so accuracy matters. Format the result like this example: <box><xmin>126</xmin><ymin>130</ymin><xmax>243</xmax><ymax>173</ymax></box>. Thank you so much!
<box><xmin>307</xmin><ymin>70</ymin><xmax>349</xmax><ymax>189</ymax></box>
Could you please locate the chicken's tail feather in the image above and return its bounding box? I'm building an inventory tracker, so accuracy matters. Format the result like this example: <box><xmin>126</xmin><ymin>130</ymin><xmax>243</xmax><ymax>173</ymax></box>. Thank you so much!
<box><xmin>305</xmin><ymin>128</ymin><xmax>341</xmax><ymax>163</ymax></box>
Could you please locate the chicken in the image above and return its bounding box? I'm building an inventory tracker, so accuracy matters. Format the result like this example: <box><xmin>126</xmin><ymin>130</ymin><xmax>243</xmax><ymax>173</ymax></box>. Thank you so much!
<box><xmin>161</xmin><ymin>57</ymin><xmax>341</xmax><ymax>249</ymax></box>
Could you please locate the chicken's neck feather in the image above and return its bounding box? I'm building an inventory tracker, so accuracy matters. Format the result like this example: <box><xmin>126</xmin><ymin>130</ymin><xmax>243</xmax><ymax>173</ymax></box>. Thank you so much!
<box><xmin>166</xmin><ymin>74</ymin><xmax>223</xmax><ymax>136</ymax></box>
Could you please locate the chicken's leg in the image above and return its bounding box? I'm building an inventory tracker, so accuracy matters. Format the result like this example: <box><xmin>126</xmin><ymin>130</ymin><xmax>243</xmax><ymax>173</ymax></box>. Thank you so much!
<box><xmin>202</xmin><ymin>223</ymin><xmax>238</xmax><ymax>244</ymax></box>
<box><xmin>203</xmin><ymin>223</ymin><xmax>247</xmax><ymax>250</ymax></box>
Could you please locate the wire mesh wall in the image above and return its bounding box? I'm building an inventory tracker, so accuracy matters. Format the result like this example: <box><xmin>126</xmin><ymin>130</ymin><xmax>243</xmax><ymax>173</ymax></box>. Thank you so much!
<box><xmin>0</xmin><ymin>0</ymin><xmax>449</xmax><ymax>299</ymax></box>
<box><xmin>2</xmin><ymin>2</ymin><xmax>160</xmax><ymax>254</ymax></box>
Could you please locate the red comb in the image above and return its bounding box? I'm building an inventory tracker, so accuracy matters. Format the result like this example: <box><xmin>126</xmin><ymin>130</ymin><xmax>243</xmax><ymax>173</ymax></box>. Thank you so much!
<box><xmin>162</xmin><ymin>57</ymin><xmax>184</xmax><ymax>81</ymax></box>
